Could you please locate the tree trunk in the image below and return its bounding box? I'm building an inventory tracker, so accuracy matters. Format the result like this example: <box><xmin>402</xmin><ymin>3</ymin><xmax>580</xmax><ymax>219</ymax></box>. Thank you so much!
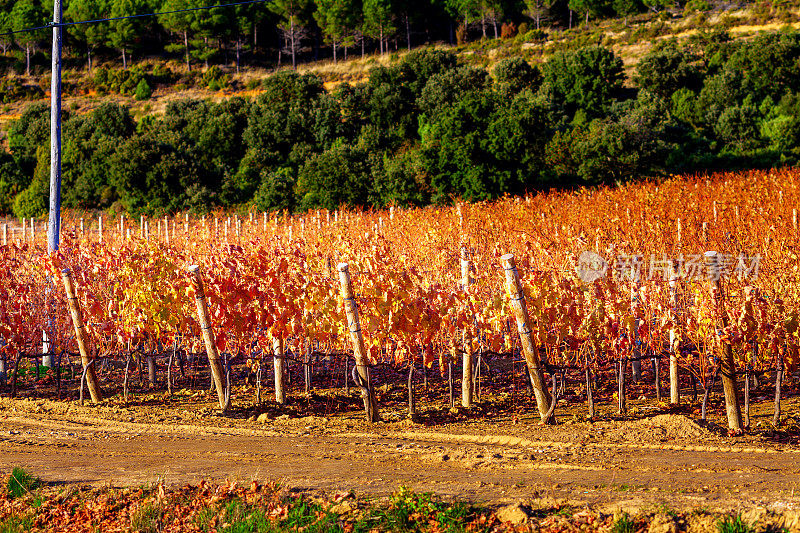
<box><xmin>236</xmin><ymin>39</ymin><xmax>240</xmax><ymax>73</ymax></box>
<box><xmin>122</xmin><ymin>48</ymin><xmax>127</xmax><ymax>69</ymax></box>
<box><xmin>87</xmin><ymin>46</ymin><xmax>93</xmax><ymax>73</ymax></box>
<box><xmin>379</xmin><ymin>25</ymin><xmax>384</xmax><ymax>55</ymax></box>
<box><xmin>406</xmin><ymin>14</ymin><xmax>411</xmax><ymax>49</ymax></box>
<box><xmin>333</xmin><ymin>38</ymin><xmax>337</xmax><ymax>63</ymax></box>
<box><xmin>481</xmin><ymin>9</ymin><xmax>486</xmax><ymax>38</ymax></box>
<box><xmin>184</xmin><ymin>31</ymin><xmax>190</xmax><ymax>71</ymax></box>
<box><xmin>25</xmin><ymin>44</ymin><xmax>30</xmax><ymax>76</ymax></box>
<box><xmin>290</xmin><ymin>15</ymin><xmax>297</xmax><ymax>69</ymax></box>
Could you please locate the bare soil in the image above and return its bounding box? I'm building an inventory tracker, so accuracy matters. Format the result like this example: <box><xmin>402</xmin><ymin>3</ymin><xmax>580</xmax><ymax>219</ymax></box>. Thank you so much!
<box><xmin>0</xmin><ymin>383</ymin><xmax>798</xmax><ymax>519</ymax></box>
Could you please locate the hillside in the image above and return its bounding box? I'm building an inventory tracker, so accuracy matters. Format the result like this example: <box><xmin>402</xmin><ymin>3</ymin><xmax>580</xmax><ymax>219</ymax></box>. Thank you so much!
<box><xmin>0</xmin><ymin>2</ymin><xmax>798</xmax><ymax>126</ymax></box>
<box><xmin>4</xmin><ymin>1</ymin><xmax>800</xmax><ymax>217</ymax></box>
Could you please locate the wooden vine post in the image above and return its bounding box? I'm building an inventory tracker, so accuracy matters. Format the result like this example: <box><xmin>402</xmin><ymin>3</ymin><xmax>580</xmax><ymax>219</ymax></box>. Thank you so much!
<box><xmin>501</xmin><ymin>254</ymin><xmax>554</xmax><ymax>424</ymax></box>
<box><xmin>187</xmin><ymin>265</ymin><xmax>228</xmax><ymax>412</ymax></box>
<box><xmin>273</xmin><ymin>336</ymin><xmax>286</xmax><ymax>404</ymax></box>
<box><xmin>460</xmin><ymin>247</ymin><xmax>473</xmax><ymax>408</ymax></box>
<box><xmin>704</xmin><ymin>251</ymin><xmax>743</xmax><ymax>433</ymax></box>
<box><xmin>61</xmin><ymin>269</ymin><xmax>102</xmax><ymax>403</ymax></box>
<box><xmin>669</xmin><ymin>261</ymin><xmax>680</xmax><ymax>405</ymax></box>
<box><xmin>337</xmin><ymin>262</ymin><xmax>380</xmax><ymax>422</ymax></box>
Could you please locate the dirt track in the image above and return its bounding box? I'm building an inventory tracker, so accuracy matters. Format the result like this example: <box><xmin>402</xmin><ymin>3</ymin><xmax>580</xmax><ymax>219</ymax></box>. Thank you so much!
<box><xmin>0</xmin><ymin>398</ymin><xmax>798</xmax><ymax>515</ymax></box>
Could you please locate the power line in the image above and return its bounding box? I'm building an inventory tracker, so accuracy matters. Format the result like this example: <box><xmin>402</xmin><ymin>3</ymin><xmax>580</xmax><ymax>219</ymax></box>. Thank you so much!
<box><xmin>0</xmin><ymin>0</ymin><xmax>270</xmax><ymax>38</ymax></box>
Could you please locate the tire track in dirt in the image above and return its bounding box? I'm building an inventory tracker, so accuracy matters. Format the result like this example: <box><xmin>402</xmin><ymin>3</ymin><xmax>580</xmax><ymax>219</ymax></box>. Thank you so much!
<box><xmin>0</xmin><ymin>409</ymin><xmax>798</xmax><ymax>511</ymax></box>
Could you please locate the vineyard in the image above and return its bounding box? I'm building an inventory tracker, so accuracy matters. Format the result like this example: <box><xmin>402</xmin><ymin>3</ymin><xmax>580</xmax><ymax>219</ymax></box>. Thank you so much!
<box><xmin>0</xmin><ymin>168</ymin><xmax>799</xmax><ymax>437</ymax></box>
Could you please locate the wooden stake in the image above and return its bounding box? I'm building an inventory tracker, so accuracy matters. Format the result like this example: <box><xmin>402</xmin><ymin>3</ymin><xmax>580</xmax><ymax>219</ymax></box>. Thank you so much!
<box><xmin>501</xmin><ymin>254</ymin><xmax>554</xmax><ymax>423</ymax></box>
<box><xmin>61</xmin><ymin>269</ymin><xmax>102</xmax><ymax>403</ymax></box>
<box><xmin>669</xmin><ymin>262</ymin><xmax>680</xmax><ymax>405</ymax></box>
<box><xmin>462</xmin><ymin>333</ymin><xmax>473</xmax><ymax>408</ymax></box>
<box><xmin>273</xmin><ymin>336</ymin><xmax>285</xmax><ymax>404</ymax></box>
<box><xmin>338</xmin><ymin>262</ymin><xmax>380</xmax><ymax>422</ymax></box>
<box><xmin>98</xmin><ymin>216</ymin><xmax>103</xmax><ymax>244</ymax></box>
<box><xmin>460</xmin><ymin>247</ymin><xmax>472</xmax><ymax>290</ymax></box>
<box><xmin>461</xmin><ymin>248</ymin><xmax>473</xmax><ymax>408</ymax></box>
<box><xmin>704</xmin><ymin>251</ymin><xmax>743</xmax><ymax>433</ymax></box>
<box><xmin>2</xmin><ymin>224</ymin><xmax>6</xmax><ymax>245</ymax></box>
<box><xmin>187</xmin><ymin>265</ymin><xmax>228</xmax><ymax>412</ymax></box>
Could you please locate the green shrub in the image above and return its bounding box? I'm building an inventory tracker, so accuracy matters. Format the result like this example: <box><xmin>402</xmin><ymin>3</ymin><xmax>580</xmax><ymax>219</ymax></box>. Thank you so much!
<box><xmin>611</xmin><ymin>513</ymin><xmax>635</xmax><ymax>533</ymax></box>
<box><xmin>202</xmin><ymin>65</ymin><xmax>230</xmax><ymax>90</ymax></box>
<box><xmin>130</xmin><ymin>502</ymin><xmax>164</xmax><ymax>533</ymax></box>
<box><xmin>493</xmin><ymin>57</ymin><xmax>543</xmax><ymax>97</ymax></box>
<box><xmin>0</xmin><ymin>78</ymin><xmax>42</xmax><ymax>103</ymax></box>
<box><xmin>134</xmin><ymin>78</ymin><xmax>152</xmax><ymax>100</ymax></box>
<box><xmin>7</xmin><ymin>467</ymin><xmax>40</xmax><ymax>499</ymax></box>
<box><xmin>684</xmin><ymin>0</ymin><xmax>711</xmax><ymax>13</ymax></box>
<box><xmin>716</xmin><ymin>514</ymin><xmax>755</xmax><ymax>533</ymax></box>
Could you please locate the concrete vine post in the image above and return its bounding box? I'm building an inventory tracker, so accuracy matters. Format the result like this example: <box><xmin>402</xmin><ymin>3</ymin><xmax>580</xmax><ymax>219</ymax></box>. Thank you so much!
<box><xmin>704</xmin><ymin>251</ymin><xmax>743</xmax><ymax>433</ymax></box>
<box><xmin>187</xmin><ymin>265</ymin><xmax>228</xmax><ymax>412</ymax></box>
<box><xmin>338</xmin><ymin>262</ymin><xmax>380</xmax><ymax>422</ymax></box>
<box><xmin>501</xmin><ymin>254</ymin><xmax>554</xmax><ymax>424</ymax></box>
<box><xmin>61</xmin><ymin>269</ymin><xmax>102</xmax><ymax>403</ymax></box>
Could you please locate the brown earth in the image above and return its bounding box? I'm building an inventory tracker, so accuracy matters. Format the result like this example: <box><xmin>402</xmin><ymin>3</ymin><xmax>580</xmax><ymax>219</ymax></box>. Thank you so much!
<box><xmin>0</xmin><ymin>390</ymin><xmax>798</xmax><ymax>520</ymax></box>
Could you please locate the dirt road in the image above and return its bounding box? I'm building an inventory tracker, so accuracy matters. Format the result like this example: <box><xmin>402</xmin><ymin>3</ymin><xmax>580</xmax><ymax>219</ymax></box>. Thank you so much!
<box><xmin>0</xmin><ymin>398</ymin><xmax>798</xmax><ymax>514</ymax></box>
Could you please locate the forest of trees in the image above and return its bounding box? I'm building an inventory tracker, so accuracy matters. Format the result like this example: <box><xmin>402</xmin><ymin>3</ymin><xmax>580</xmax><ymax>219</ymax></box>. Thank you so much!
<box><xmin>4</xmin><ymin>29</ymin><xmax>800</xmax><ymax>217</ymax></box>
<box><xmin>0</xmin><ymin>0</ymin><xmax>681</xmax><ymax>74</ymax></box>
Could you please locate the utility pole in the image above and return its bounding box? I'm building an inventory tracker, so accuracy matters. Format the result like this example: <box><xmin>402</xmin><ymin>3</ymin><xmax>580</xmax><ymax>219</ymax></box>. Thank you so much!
<box><xmin>47</xmin><ymin>0</ymin><xmax>62</xmax><ymax>253</ymax></box>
